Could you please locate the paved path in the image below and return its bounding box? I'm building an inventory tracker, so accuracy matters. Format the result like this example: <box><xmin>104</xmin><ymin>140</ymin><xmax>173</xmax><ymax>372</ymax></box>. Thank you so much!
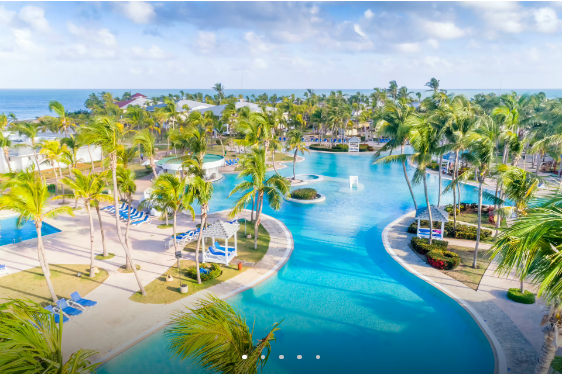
<box><xmin>0</xmin><ymin>205</ymin><xmax>293</xmax><ymax>364</ymax></box>
<box><xmin>383</xmin><ymin>211</ymin><xmax>545</xmax><ymax>374</ymax></box>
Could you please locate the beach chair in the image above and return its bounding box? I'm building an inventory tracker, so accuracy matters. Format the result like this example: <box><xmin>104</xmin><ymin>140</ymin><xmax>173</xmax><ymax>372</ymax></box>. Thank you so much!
<box><xmin>71</xmin><ymin>292</ymin><xmax>98</xmax><ymax>308</ymax></box>
<box><xmin>337</xmin><ymin>139</ymin><xmax>342</xmax><ymax>144</ymax></box>
<box><xmin>120</xmin><ymin>208</ymin><xmax>137</xmax><ymax>218</ymax></box>
<box><xmin>44</xmin><ymin>305</ymin><xmax>70</xmax><ymax>324</ymax></box>
<box><xmin>302</xmin><ymin>137</ymin><xmax>305</xmax><ymax>142</ymax></box>
<box><xmin>323</xmin><ymin>139</ymin><xmax>328</xmax><ymax>143</ymax></box>
<box><xmin>225</xmin><ymin>219</ymin><xmax>238</xmax><ymax>224</ymax></box>
<box><xmin>132</xmin><ymin>214</ymin><xmax>150</xmax><ymax>227</ymax></box>
<box><xmin>211</xmin><ymin>241</ymin><xmax>236</xmax><ymax>254</ymax></box>
<box><xmin>56</xmin><ymin>298</ymin><xmax>84</xmax><ymax>317</ymax></box>
<box><xmin>278</xmin><ymin>137</ymin><xmax>282</xmax><ymax>141</ymax></box>
<box><xmin>283</xmin><ymin>137</ymin><xmax>286</xmax><ymax>141</ymax></box>
<box><xmin>0</xmin><ymin>264</ymin><xmax>7</xmax><ymax>275</ymax></box>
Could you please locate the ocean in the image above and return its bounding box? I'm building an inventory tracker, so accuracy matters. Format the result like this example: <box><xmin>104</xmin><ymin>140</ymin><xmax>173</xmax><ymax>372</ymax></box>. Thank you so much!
<box><xmin>0</xmin><ymin>88</ymin><xmax>561</xmax><ymax>121</ymax></box>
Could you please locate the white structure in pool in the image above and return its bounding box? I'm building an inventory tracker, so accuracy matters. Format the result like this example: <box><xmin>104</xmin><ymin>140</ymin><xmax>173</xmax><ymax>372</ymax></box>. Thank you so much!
<box><xmin>350</xmin><ymin>176</ymin><xmax>359</xmax><ymax>189</ymax></box>
<box><xmin>155</xmin><ymin>154</ymin><xmax>225</xmax><ymax>181</ymax></box>
<box><xmin>348</xmin><ymin>137</ymin><xmax>360</xmax><ymax>152</ymax></box>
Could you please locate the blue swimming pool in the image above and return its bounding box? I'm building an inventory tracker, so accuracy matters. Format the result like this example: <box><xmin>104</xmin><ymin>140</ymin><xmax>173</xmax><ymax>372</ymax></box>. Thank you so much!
<box><xmin>100</xmin><ymin>151</ymin><xmax>495</xmax><ymax>374</ymax></box>
<box><xmin>0</xmin><ymin>216</ymin><xmax>61</xmax><ymax>246</ymax></box>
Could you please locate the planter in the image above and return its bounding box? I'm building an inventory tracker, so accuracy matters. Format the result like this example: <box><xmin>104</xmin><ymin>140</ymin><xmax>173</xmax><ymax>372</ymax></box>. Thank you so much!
<box><xmin>285</xmin><ymin>193</ymin><xmax>326</xmax><ymax>204</ymax></box>
<box><xmin>180</xmin><ymin>284</ymin><xmax>188</xmax><ymax>294</ymax></box>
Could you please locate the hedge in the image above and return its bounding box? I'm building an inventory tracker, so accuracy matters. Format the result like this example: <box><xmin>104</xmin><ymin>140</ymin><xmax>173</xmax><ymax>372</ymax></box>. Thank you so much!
<box><xmin>310</xmin><ymin>144</ymin><xmax>348</xmax><ymax>152</ymax></box>
<box><xmin>186</xmin><ymin>263</ymin><xmax>222</xmax><ymax>282</ymax></box>
<box><xmin>408</xmin><ymin>220</ymin><xmax>492</xmax><ymax>241</ymax></box>
<box><xmin>411</xmin><ymin>237</ymin><xmax>449</xmax><ymax>255</ymax></box>
<box><xmin>426</xmin><ymin>250</ymin><xmax>460</xmax><ymax>270</ymax></box>
<box><xmin>290</xmin><ymin>188</ymin><xmax>319</xmax><ymax>200</ymax></box>
<box><xmin>507</xmin><ymin>288</ymin><xmax>536</xmax><ymax>304</ymax></box>
<box><xmin>359</xmin><ymin>144</ymin><xmax>374</xmax><ymax>152</ymax></box>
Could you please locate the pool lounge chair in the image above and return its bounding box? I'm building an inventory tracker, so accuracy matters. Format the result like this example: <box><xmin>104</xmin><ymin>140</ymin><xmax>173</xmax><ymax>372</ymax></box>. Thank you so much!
<box><xmin>120</xmin><ymin>208</ymin><xmax>138</xmax><ymax>219</ymax></box>
<box><xmin>0</xmin><ymin>264</ymin><xmax>7</xmax><ymax>275</ymax></box>
<box><xmin>209</xmin><ymin>242</ymin><xmax>236</xmax><ymax>256</ymax></box>
<box><xmin>417</xmin><ymin>228</ymin><xmax>442</xmax><ymax>239</ymax></box>
<box><xmin>132</xmin><ymin>214</ymin><xmax>151</xmax><ymax>227</ymax></box>
<box><xmin>44</xmin><ymin>305</ymin><xmax>70</xmax><ymax>324</ymax></box>
<box><xmin>102</xmin><ymin>203</ymin><xmax>125</xmax><ymax>211</ymax></box>
<box><xmin>71</xmin><ymin>292</ymin><xmax>98</xmax><ymax>308</ymax></box>
<box><xmin>56</xmin><ymin>298</ymin><xmax>84</xmax><ymax>317</ymax></box>
<box><xmin>283</xmin><ymin>137</ymin><xmax>286</xmax><ymax>141</ymax></box>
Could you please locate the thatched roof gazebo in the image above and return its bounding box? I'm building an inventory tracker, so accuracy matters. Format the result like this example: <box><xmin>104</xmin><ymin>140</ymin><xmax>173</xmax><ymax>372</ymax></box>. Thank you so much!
<box><xmin>414</xmin><ymin>206</ymin><xmax>449</xmax><ymax>240</ymax></box>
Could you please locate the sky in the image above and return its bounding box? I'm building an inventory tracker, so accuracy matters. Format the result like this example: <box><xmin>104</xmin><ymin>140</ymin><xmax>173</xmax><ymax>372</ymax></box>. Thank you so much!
<box><xmin>0</xmin><ymin>1</ymin><xmax>561</xmax><ymax>90</ymax></box>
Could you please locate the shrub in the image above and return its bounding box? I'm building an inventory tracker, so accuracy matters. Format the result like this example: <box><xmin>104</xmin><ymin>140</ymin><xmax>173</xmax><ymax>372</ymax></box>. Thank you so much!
<box><xmin>428</xmin><ymin>161</ymin><xmax>440</xmax><ymax>171</ymax></box>
<box><xmin>426</xmin><ymin>250</ymin><xmax>460</xmax><ymax>270</ymax></box>
<box><xmin>359</xmin><ymin>143</ymin><xmax>374</xmax><ymax>152</ymax></box>
<box><xmin>507</xmin><ymin>288</ymin><xmax>536</xmax><ymax>304</ymax></box>
<box><xmin>291</xmin><ymin>188</ymin><xmax>318</xmax><ymax>200</ymax></box>
<box><xmin>186</xmin><ymin>263</ymin><xmax>222</xmax><ymax>282</ymax></box>
<box><xmin>310</xmin><ymin>144</ymin><xmax>349</xmax><ymax>152</ymax></box>
<box><xmin>407</xmin><ymin>220</ymin><xmax>492</xmax><ymax>240</ymax></box>
<box><xmin>47</xmin><ymin>184</ymin><xmax>56</xmax><ymax>192</ymax></box>
<box><xmin>411</xmin><ymin>237</ymin><xmax>448</xmax><ymax>254</ymax></box>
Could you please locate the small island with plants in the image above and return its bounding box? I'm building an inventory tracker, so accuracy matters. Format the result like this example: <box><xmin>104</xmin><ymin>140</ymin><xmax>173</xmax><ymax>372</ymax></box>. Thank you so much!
<box><xmin>286</xmin><ymin>188</ymin><xmax>326</xmax><ymax>204</ymax></box>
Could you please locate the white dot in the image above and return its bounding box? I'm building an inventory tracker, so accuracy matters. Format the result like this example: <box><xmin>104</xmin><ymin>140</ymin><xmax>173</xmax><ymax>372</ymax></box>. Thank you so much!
<box><xmin>279</xmin><ymin>355</ymin><xmax>284</xmax><ymax>359</ymax></box>
<box><xmin>297</xmin><ymin>355</ymin><xmax>302</xmax><ymax>359</ymax></box>
<box><xmin>242</xmin><ymin>355</ymin><xmax>247</xmax><ymax>359</ymax></box>
<box><xmin>316</xmin><ymin>355</ymin><xmax>320</xmax><ymax>359</ymax></box>
<box><xmin>261</xmin><ymin>355</ymin><xmax>265</xmax><ymax>359</ymax></box>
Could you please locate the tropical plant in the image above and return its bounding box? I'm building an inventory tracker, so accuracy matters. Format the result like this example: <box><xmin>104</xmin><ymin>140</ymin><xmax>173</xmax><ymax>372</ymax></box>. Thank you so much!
<box><xmin>165</xmin><ymin>295</ymin><xmax>281</xmax><ymax>374</ymax></box>
<box><xmin>116</xmin><ymin>167</ymin><xmax>140</xmax><ymax>271</ymax></box>
<box><xmin>0</xmin><ymin>175</ymin><xmax>74</xmax><ymax>302</ymax></box>
<box><xmin>39</xmin><ymin>139</ymin><xmax>67</xmax><ymax>195</ymax></box>
<box><xmin>48</xmin><ymin>100</ymin><xmax>75</xmax><ymax>137</ymax></box>
<box><xmin>0</xmin><ymin>130</ymin><xmax>13</xmax><ymax>173</ymax></box>
<box><xmin>133</xmin><ymin>129</ymin><xmax>158</xmax><ymax>179</ymax></box>
<box><xmin>13</xmin><ymin>121</ymin><xmax>44</xmax><ymax>178</ymax></box>
<box><xmin>287</xmin><ymin>130</ymin><xmax>310</xmax><ymax>180</ymax></box>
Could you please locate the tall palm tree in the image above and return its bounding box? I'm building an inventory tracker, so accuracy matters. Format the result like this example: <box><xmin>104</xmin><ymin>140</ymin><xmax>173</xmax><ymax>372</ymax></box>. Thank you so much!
<box><xmin>133</xmin><ymin>129</ymin><xmax>158</xmax><ymax>179</ymax></box>
<box><xmin>116</xmin><ymin>146</ymin><xmax>139</xmax><ymax>170</ymax></box>
<box><xmin>185</xmin><ymin>176</ymin><xmax>213</xmax><ymax>284</ymax></box>
<box><xmin>39</xmin><ymin>139</ymin><xmax>67</xmax><ymax>196</ymax></box>
<box><xmin>0</xmin><ymin>176</ymin><xmax>74</xmax><ymax>302</ymax></box>
<box><xmin>56</xmin><ymin>170</ymin><xmax>113</xmax><ymax>277</ymax></box>
<box><xmin>92</xmin><ymin>172</ymin><xmax>110</xmax><ymax>257</ymax></box>
<box><xmin>387</xmin><ymin>80</ymin><xmax>398</xmax><ymax>101</ymax></box>
<box><xmin>287</xmin><ymin>130</ymin><xmax>309</xmax><ymax>180</ymax></box>
<box><xmin>0</xmin><ymin>299</ymin><xmax>100</xmax><ymax>373</ymax></box>
<box><xmin>490</xmin><ymin>196</ymin><xmax>561</xmax><ymax>374</ymax></box>
<box><xmin>213</xmin><ymin>121</ymin><xmax>227</xmax><ymax>157</ymax></box>
<box><xmin>0</xmin><ymin>131</ymin><xmax>13</xmax><ymax>173</ymax></box>
<box><xmin>116</xmin><ymin>167</ymin><xmax>139</xmax><ymax>271</ymax></box>
<box><xmin>14</xmin><ymin>121</ymin><xmax>43</xmax><ymax>178</ymax></box>
<box><xmin>165</xmin><ymin>294</ymin><xmax>281</xmax><ymax>374</ymax></box>
<box><xmin>228</xmin><ymin>148</ymin><xmax>290</xmax><ymax>249</ymax></box>
<box><xmin>80</xmin><ymin>116</ymin><xmax>147</xmax><ymax>296</ymax></box>
<box><xmin>125</xmin><ymin>106</ymin><xmax>147</xmax><ymax>163</ymax></box>
<box><xmin>424</xmin><ymin>78</ymin><xmax>441</xmax><ymax>93</ymax></box>
<box><xmin>373</xmin><ymin>101</ymin><xmax>419</xmax><ymax>211</ymax></box>
<box><xmin>48</xmin><ymin>100</ymin><xmax>75</xmax><ymax>137</ymax></box>
<box><xmin>212</xmin><ymin>83</ymin><xmax>226</xmax><ymax>103</ymax></box>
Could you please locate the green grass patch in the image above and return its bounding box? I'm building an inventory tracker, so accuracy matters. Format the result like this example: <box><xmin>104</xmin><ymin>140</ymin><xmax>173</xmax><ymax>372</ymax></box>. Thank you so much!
<box><xmin>184</xmin><ymin>222</ymin><xmax>270</xmax><ymax>264</ymax></box>
<box><xmin>453</xmin><ymin>211</ymin><xmax>507</xmax><ymax>229</ymax></box>
<box><xmin>157</xmin><ymin>224</ymin><xmax>174</xmax><ymax>229</ymax></box>
<box><xmin>129</xmin><ymin>260</ymin><xmax>247</xmax><ymax>304</ymax></box>
<box><xmin>439</xmin><ymin>245</ymin><xmax>490</xmax><ymax>290</ymax></box>
<box><xmin>507</xmin><ymin>288</ymin><xmax>536</xmax><ymax>304</ymax></box>
<box><xmin>118</xmin><ymin>264</ymin><xmax>141</xmax><ymax>273</ymax></box>
<box><xmin>129</xmin><ymin>163</ymin><xmax>153</xmax><ymax>179</ymax></box>
<box><xmin>0</xmin><ymin>264</ymin><xmax>109</xmax><ymax>306</ymax></box>
<box><xmin>95</xmin><ymin>253</ymin><xmax>115</xmax><ymax>260</ymax></box>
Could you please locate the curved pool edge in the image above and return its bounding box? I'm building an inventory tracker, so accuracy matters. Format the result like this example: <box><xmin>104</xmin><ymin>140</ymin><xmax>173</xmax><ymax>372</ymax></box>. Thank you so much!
<box><xmin>94</xmin><ymin>209</ymin><xmax>294</xmax><ymax>367</ymax></box>
<box><xmin>382</xmin><ymin>211</ymin><xmax>506</xmax><ymax>374</ymax></box>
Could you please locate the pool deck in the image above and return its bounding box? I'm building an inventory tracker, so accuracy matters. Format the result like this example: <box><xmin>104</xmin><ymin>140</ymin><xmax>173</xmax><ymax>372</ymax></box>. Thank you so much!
<box><xmin>0</xmin><ymin>201</ymin><xmax>294</xmax><ymax>364</ymax></box>
<box><xmin>382</xmin><ymin>211</ymin><xmax>560</xmax><ymax>374</ymax></box>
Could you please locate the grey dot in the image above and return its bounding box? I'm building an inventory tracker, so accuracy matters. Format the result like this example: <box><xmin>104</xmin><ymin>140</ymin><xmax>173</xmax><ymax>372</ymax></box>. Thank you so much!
<box><xmin>316</xmin><ymin>355</ymin><xmax>320</xmax><ymax>359</ymax></box>
<box><xmin>279</xmin><ymin>355</ymin><xmax>284</xmax><ymax>359</ymax></box>
<box><xmin>297</xmin><ymin>355</ymin><xmax>302</xmax><ymax>359</ymax></box>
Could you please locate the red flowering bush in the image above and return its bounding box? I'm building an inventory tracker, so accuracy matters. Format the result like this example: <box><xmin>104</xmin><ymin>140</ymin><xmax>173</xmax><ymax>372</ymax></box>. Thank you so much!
<box><xmin>426</xmin><ymin>250</ymin><xmax>460</xmax><ymax>270</ymax></box>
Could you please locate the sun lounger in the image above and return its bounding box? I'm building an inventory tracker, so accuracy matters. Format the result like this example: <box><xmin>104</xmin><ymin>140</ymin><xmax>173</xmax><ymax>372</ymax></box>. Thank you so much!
<box><xmin>208</xmin><ymin>244</ymin><xmax>236</xmax><ymax>256</ymax></box>
<box><xmin>225</xmin><ymin>219</ymin><xmax>238</xmax><ymax>224</ymax></box>
<box><xmin>71</xmin><ymin>292</ymin><xmax>98</xmax><ymax>308</ymax></box>
<box><xmin>103</xmin><ymin>203</ymin><xmax>125</xmax><ymax>211</ymax></box>
<box><xmin>283</xmin><ymin>137</ymin><xmax>286</xmax><ymax>141</ymax></box>
<box><xmin>0</xmin><ymin>264</ymin><xmax>7</xmax><ymax>275</ymax></box>
<box><xmin>56</xmin><ymin>298</ymin><xmax>84</xmax><ymax>317</ymax></box>
<box><xmin>132</xmin><ymin>214</ymin><xmax>150</xmax><ymax>227</ymax></box>
<box><xmin>44</xmin><ymin>305</ymin><xmax>70</xmax><ymax>324</ymax></box>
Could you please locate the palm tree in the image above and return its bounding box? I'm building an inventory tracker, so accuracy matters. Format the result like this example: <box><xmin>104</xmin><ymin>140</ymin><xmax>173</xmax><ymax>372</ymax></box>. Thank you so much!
<box><xmin>39</xmin><ymin>139</ymin><xmax>67</xmax><ymax>196</ymax></box>
<box><xmin>125</xmin><ymin>106</ymin><xmax>147</xmax><ymax>163</ymax></box>
<box><xmin>387</xmin><ymin>80</ymin><xmax>398</xmax><ymax>101</ymax></box>
<box><xmin>490</xmin><ymin>196</ymin><xmax>561</xmax><ymax>374</ymax></box>
<box><xmin>133</xmin><ymin>129</ymin><xmax>158</xmax><ymax>179</ymax></box>
<box><xmin>14</xmin><ymin>121</ymin><xmax>43</xmax><ymax>178</ymax></box>
<box><xmin>0</xmin><ymin>130</ymin><xmax>14</xmax><ymax>173</ymax></box>
<box><xmin>48</xmin><ymin>100</ymin><xmax>75</xmax><ymax>137</ymax></box>
<box><xmin>424</xmin><ymin>78</ymin><xmax>441</xmax><ymax>93</ymax></box>
<box><xmin>373</xmin><ymin>101</ymin><xmax>419</xmax><ymax>211</ymax></box>
<box><xmin>116</xmin><ymin>146</ymin><xmax>139</xmax><ymax>170</ymax></box>
<box><xmin>212</xmin><ymin>83</ymin><xmax>226</xmax><ymax>103</ymax></box>
<box><xmin>287</xmin><ymin>130</ymin><xmax>310</xmax><ymax>180</ymax></box>
<box><xmin>80</xmin><ymin>116</ymin><xmax>147</xmax><ymax>296</ymax></box>
<box><xmin>56</xmin><ymin>170</ymin><xmax>113</xmax><ymax>277</ymax></box>
<box><xmin>213</xmin><ymin>121</ymin><xmax>227</xmax><ymax>157</ymax></box>
<box><xmin>0</xmin><ymin>299</ymin><xmax>100</xmax><ymax>373</ymax></box>
<box><xmin>0</xmin><ymin>176</ymin><xmax>74</xmax><ymax>302</ymax></box>
<box><xmin>185</xmin><ymin>176</ymin><xmax>213</xmax><ymax>284</ymax></box>
<box><xmin>92</xmin><ymin>172</ymin><xmax>110</xmax><ymax>257</ymax></box>
<box><xmin>228</xmin><ymin>148</ymin><xmax>290</xmax><ymax>249</ymax></box>
<box><xmin>116</xmin><ymin>167</ymin><xmax>139</xmax><ymax>271</ymax></box>
<box><xmin>165</xmin><ymin>294</ymin><xmax>281</xmax><ymax>374</ymax></box>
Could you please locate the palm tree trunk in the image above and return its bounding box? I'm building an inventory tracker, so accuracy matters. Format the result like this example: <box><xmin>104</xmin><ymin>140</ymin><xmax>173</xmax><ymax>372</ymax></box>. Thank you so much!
<box><xmin>534</xmin><ymin>324</ymin><xmax>559</xmax><ymax>374</ymax></box>
<box><xmin>32</xmin><ymin>145</ymin><xmax>43</xmax><ymax>179</ymax></box>
<box><xmin>3</xmin><ymin>147</ymin><xmax>12</xmax><ymax>173</ymax></box>
<box><xmin>422</xmin><ymin>172</ymin><xmax>434</xmax><ymax>245</ymax></box>
<box><xmin>36</xmin><ymin>225</ymin><xmax>58</xmax><ymax>302</ymax></box>
<box><xmin>536</xmin><ymin>152</ymin><xmax>542</xmax><ymax>175</ymax></box>
<box><xmin>194</xmin><ymin>207</ymin><xmax>206</xmax><ymax>284</ymax></box>
<box><xmin>172</xmin><ymin>211</ymin><xmax>178</xmax><ymax>252</ymax></box>
<box><xmin>293</xmin><ymin>149</ymin><xmax>298</xmax><ymax>179</ymax></box>
<box><xmin>85</xmin><ymin>203</ymin><xmax>96</xmax><ymax>278</ymax></box>
<box><xmin>110</xmin><ymin>153</ymin><xmax>146</xmax><ymax>295</ymax></box>
<box><xmin>150</xmin><ymin>157</ymin><xmax>158</xmax><ymax>180</ymax></box>
<box><xmin>401</xmin><ymin>143</ymin><xmax>418</xmax><ymax>211</ymax></box>
<box><xmin>271</xmin><ymin>150</ymin><xmax>279</xmax><ymax>175</ymax></box>
<box><xmin>473</xmin><ymin>177</ymin><xmax>483</xmax><ymax>268</ymax></box>
<box><xmin>438</xmin><ymin>152</ymin><xmax>444</xmax><ymax>206</ymax></box>
<box><xmin>254</xmin><ymin>192</ymin><xmax>264</xmax><ymax>250</ymax></box>
<box><xmin>95</xmin><ymin>204</ymin><xmax>108</xmax><ymax>257</ymax></box>
<box><xmin>87</xmin><ymin>145</ymin><xmax>95</xmax><ymax>173</ymax></box>
<box><xmin>250</xmin><ymin>193</ymin><xmax>255</xmax><ymax>223</ymax></box>
<box><xmin>453</xmin><ymin>151</ymin><xmax>459</xmax><ymax>231</ymax></box>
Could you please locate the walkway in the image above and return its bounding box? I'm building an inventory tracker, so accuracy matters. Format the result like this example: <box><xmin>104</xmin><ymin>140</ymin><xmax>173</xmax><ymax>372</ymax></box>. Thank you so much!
<box><xmin>383</xmin><ymin>211</ymin><xmax>548</xmax><ymax>374</ymax></box>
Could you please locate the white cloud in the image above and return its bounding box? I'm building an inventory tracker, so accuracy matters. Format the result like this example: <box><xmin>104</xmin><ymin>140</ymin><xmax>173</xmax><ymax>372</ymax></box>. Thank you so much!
<box><xmin>58</xmin><ymin>43</ymin><xmax>117</xmax><ymax>60</ymax></box>
<box><xmin>252</xmin><ymin>58</ymin><xmax>268</xmax><ymax>70</ymax></box>
<box><xmin>12</xmin><ymin>29</ymin><xmax>36</xmax><ymax>51</ymax></box>
<box><xmin>463</xmin><ymin>2</ymin><xmax>523</xmax><ymax>34</ymax></box>
<box><xmin>533</xmin><ymin>8</ymin><xmax>560</xmax><ymax>33</ymax></box>
<box><xmin>244</xmin><ymin>32</ymin><xmax>273</xmax><ymax>53</ymax></box>
<box><xmin>120</xmin><ymin>2</ymin><xmax>155</xmax><ymax>24</ymax></box>
<box><xmin>19</xmin><ymin>6</ymin><xmax>49</xmax><ymax>32</ymax></box>
<box><xmin>67</xmin><ymin>22</ymin><xmax>117</xmax><ymax>47</ymax></box>
<box><xmin>0</xmin><ymin>5</ymin><xmax>16</xmax><ymax>24</ymax></box>
<box><xmin>196</xmin><ymin>31</ymin><xmax>216</xmax><ymax>53</ymax></box>
<box><xmin>364</xmin><ymin>9</ymin><xmax>374</xmax><ymax>20</ymax></box>
<box><xmin>310</xmin><ymin>5</ymin><xmax>319</xmax><ymax>15</ymax></box>
<box><xmin>422</xmin><ymin>21</ymin><xmax>466</xmax><ymax>39</ymax></box>
<box><xmin>129</xmin><ymin>45</ymin><xmax>167</xmax><ymax>59</ymax></box>
<box><xmin>396</xmin><ymin>42</ymin><xmax>420</xmax><ymax>52</ymax></box>
<box><xmin>354</xmin><ymin>24</ymin><xmax>367</xmax><ymax>39</ymax></box>
<box><xmin>427</xmin><ymin>39</ymin><xmax>440</xmax><ymax>49</ymax></box>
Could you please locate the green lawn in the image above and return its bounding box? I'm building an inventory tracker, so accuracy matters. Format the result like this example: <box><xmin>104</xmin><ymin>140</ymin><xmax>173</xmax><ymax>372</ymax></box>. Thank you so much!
<box><xmin>129</xmin><ymin>163</ymin><xmax>153</xmax><ymax>179</ymax></box>
<box><xmin>452</xmin><ymin>211</ymin><xmax>507</xmax><ymax>229</ymax></box>
<box><xmin>0</xmin><ymin>264</ymin><xmax>109</xmax><ymax>306</ymax></box>
<box><xmin>439</xmin><ymin>245</ymin><xmax>491</xmax><ymax>290</ymax></box>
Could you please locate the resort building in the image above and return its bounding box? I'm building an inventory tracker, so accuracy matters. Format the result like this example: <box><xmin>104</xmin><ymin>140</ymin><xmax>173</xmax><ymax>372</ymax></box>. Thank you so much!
<box><xmin>145</xmin><ymin>100</ymin><xmax>215</xmax><ymax>113</ymax></box>
<box><xmin>115</xmin><ymin>93</ymin><xmax>150</xmax><ymax>110</ymax></box>
<box><xmin>154</xmin><ymin>154</ymin><xmax>225</xmax><ymax>181</ymax></box>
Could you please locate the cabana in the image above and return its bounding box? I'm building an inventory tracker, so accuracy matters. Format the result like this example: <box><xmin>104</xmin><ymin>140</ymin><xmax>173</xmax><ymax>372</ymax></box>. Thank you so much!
<box><xmin>348</xmin><ymin>137</ymin><xmax>360</xmax><ymax>152</ymax></box>
<box><xmin>202</xmin><ymin>220</ymin><xmax>240</xmax><ymax>265</ymax></box>
<box><xmin>414</xmin><ymin>206</ymin><xmax>449</xmax><ymax>240</ymax></box>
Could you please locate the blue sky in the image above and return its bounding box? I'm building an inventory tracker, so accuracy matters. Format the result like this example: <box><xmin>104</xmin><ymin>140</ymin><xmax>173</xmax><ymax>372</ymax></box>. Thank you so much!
<box><xmin>0</xmin><ymin>1</ymin><xmax>561</xmax><ymax>89</ymax></box>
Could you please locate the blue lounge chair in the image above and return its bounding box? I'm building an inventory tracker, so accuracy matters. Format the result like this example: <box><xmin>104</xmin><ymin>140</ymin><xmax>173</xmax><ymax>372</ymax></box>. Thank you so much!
<box><xmin>225</xmin><ymin>219</ymin><xmax>238</xmax><ymax>224</ymax></box>
<box><xmin>71</xmin><ymin>292</ymin><xmax>98</xmax><ymax>308</ymax></box>
<box><xmin>278</xmin><ymin>137</ymin><xmax>282</xmax><ymax>141</ymax></box>
<box><xmin>337</xmin><ymin>139</ymin><xmax>342</xmax><ymax>144</ymax></box>
<box><xmin>56</xmin><ymin>298</ymin><xmax>83</xmax><ymax>317</ymax></box>
<box><xmin>302</xmin><ymin>137</ymin><xmax>305</xmax><ymax>141</ymax></box>
<box><xmin>44</xmin><ymin>305</ymin><xmax>70</xmax><ymax>324</ymax></box>
<box><xmin>209</xmin><ymin>243</ymin><xmax>236</xmax><ymax>256</ymax></box>
<box><xmin>283</xmin><ymin>137</ymin><xmax>286</xmax><ymax>141</ymax></box>
<box><xmin>132</xmin><ymin>215</ymin><xmax>150</xmax><ymax>227</ymax></box>
<box><xmin>323</xmin><ymin>139</ymin><xmax>328</xmax><ymax>143</ymax></box>
<box><xmin>120</xmin><ymin>208</ymin><xmax>138</xmax><ymax>219</ymax></box>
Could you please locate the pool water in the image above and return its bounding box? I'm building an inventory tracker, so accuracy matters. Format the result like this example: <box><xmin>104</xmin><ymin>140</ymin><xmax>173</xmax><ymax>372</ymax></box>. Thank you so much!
<box><xmin>100</xmin><ymin>151</ymin><xmax>495</xmax><ymax>374</ymax></box>
<box><xmin>0</xmin><ymin>216</ymin><xmax>61</xmax><ymax>246</ymax></box>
